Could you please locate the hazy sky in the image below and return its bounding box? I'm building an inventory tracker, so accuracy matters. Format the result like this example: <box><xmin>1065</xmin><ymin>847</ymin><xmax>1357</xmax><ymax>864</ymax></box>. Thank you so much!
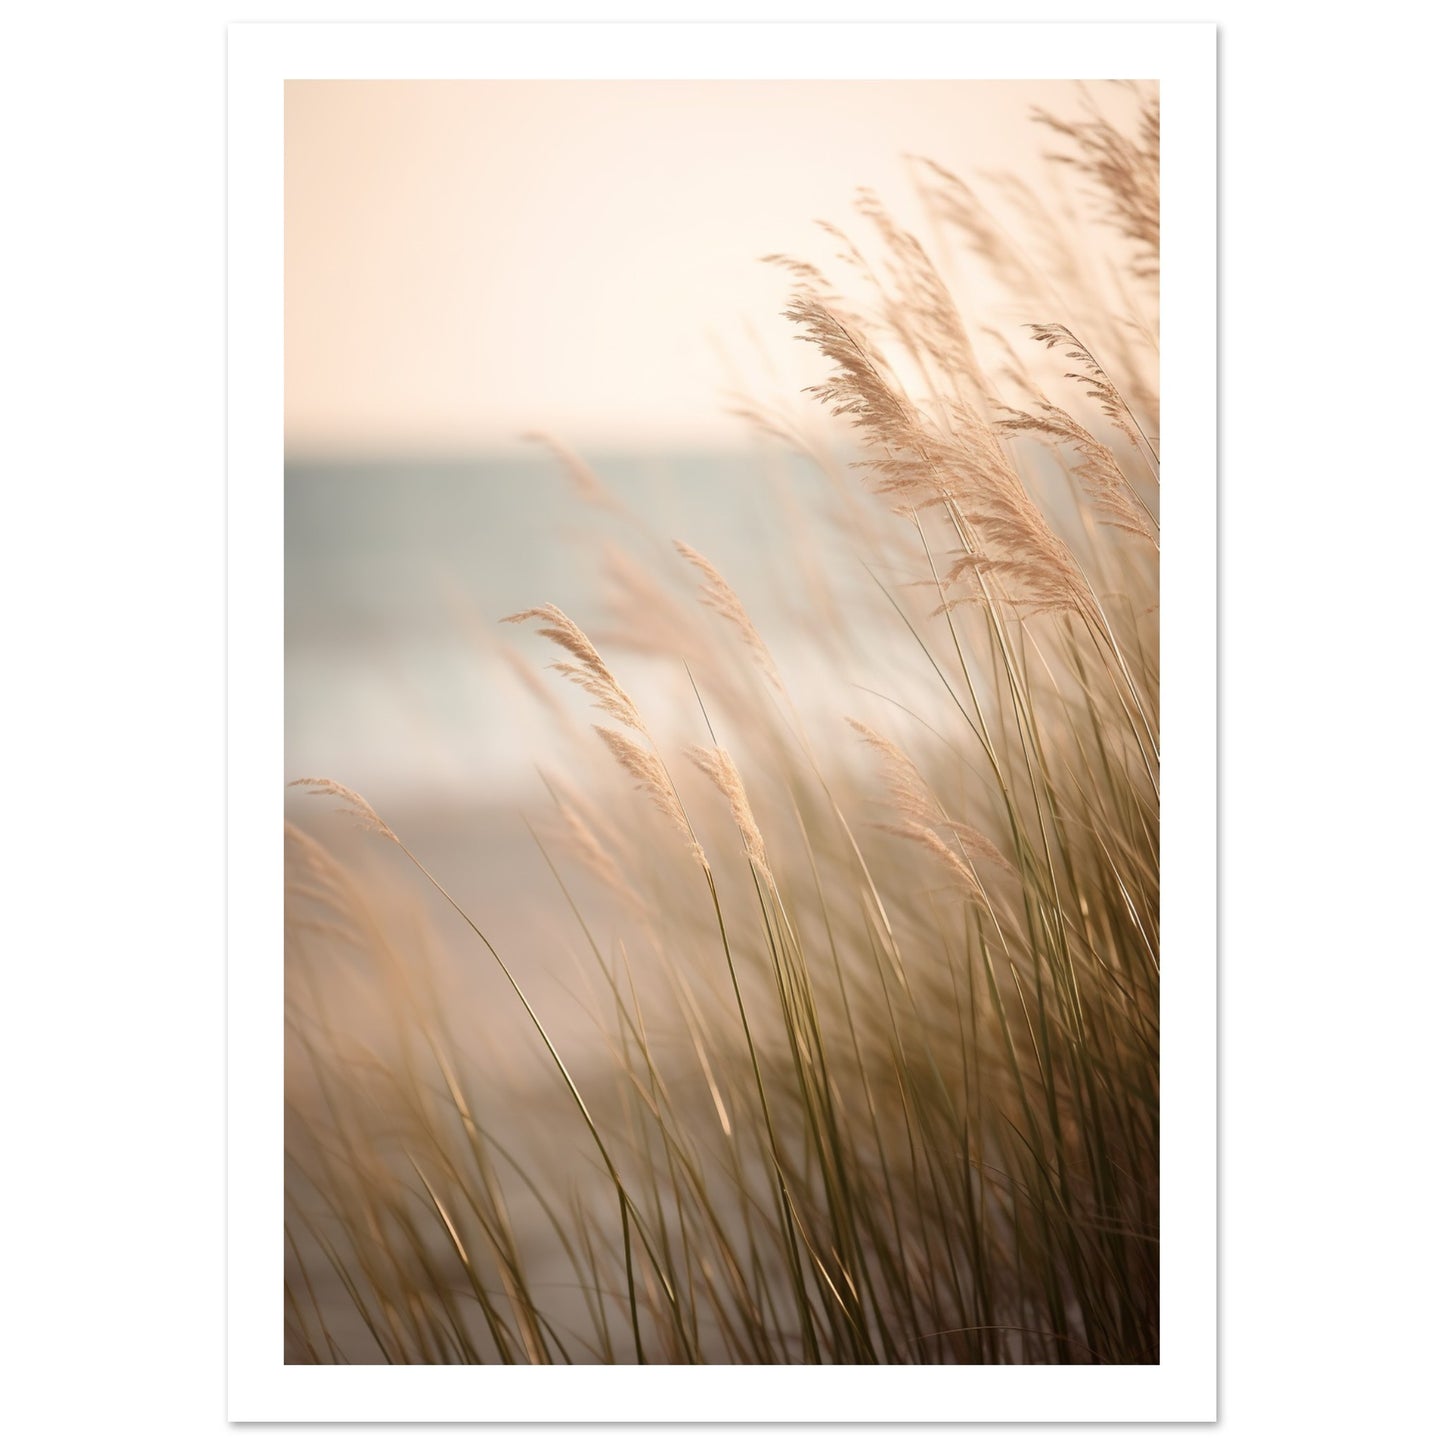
<box><xmin>285</xmin><ymin>79</ymin><xmax>1127</xmax><ymax>455</ymax></box>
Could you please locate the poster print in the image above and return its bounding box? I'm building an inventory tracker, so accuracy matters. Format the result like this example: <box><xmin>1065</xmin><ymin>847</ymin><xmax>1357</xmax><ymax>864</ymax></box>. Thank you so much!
<box><xmin>229</xmin><ymin>21</ymin><xmax>1215</xmax><ymax>1423</ymax></box>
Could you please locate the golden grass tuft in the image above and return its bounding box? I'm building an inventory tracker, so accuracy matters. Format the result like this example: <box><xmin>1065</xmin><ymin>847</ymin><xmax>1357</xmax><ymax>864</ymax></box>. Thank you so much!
<box><xmin>674</xmin><ymin>541</ymin><xmax>782</xmax><ymax>690</ymax></box>
<box><xmin>687</xmin><ymin>745</ymin><xmax>774</xmax><ymax>890</ymax></box>
<box><xmin>593</xmin><ymin>725</ymin><xmax>704</xmax><ymax>867</ymax></box>
<box><xmin>288</xmin><ymin>777</ymin><xmax>398</xmax><ymax>844</ymax></box>
<box><xmin>503</xmin><ymin>603</ymin><xmax>649</xmax><ymax>734</ymax></box>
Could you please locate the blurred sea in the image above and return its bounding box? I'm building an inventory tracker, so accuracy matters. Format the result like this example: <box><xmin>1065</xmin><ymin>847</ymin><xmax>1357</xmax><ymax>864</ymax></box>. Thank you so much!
<box><xmin>286</xmin><ymin>449</ymin><xmax>848</xmax><ymax>813</ymax></box>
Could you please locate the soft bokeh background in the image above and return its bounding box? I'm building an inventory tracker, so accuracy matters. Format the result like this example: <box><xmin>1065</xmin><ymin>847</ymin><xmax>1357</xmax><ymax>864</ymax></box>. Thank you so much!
<box><xmin>285</xmin><ymin>79</ymin><xmax>1143</xmax><ymax>818</ymax></box>
<box><xmin>285</xmin><ymin>79</ymin><xmax>1112</xmax><ymax>455</ymax></box>
<box><xmin>284</xmin><ymin>77</ymin><xmax>1150</xmax><ymax>1010</ymax></box>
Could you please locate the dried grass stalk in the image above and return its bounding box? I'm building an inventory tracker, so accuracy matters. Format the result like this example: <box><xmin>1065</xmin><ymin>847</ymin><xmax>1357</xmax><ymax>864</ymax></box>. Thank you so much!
<box><xmin>848</xmin><ymin>718</ymin><xmax>1012</xmax><ymax>877</ymax></box>
<box><xmin>504</xmin><ymin>604</ymin><xmax>647</xmax><ymax>734</ymax></box>
<box><xmin>288</xmin><ymin>777</ymin><xmax>398</xmax><ymax>844</ymax></box>
<box><xmin>687</xmin><ymin>746</ymin><xmax>774</xmax><ymax>890</ymax></box>
<box><xmin>594</xmin><ymin>725</ymin><xmax>704</xmax><ymax>867</ymax></box>
<box><xmin>674</xmin><ymin>541</ymin><xmax>781</xmax><ymax>689</ymax></box>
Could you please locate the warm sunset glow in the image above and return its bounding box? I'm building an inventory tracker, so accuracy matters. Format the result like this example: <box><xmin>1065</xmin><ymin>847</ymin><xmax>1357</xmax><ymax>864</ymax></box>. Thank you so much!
<box><xmin>284</xmin><ymin>79</ymin><xmax>1143</xmax><ymax>453</ymax></box>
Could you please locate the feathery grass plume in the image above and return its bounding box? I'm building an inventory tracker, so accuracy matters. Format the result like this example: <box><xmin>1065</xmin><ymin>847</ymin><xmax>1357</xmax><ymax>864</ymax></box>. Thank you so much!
<box><xmin>503</xmin><ymin>604</ymin><xmax>647</xmax><ymax>734</ymax></box>
<box><xmin>522</xmin><ymin>430</ymin><xmax>622</xmax><ymax>511</ymax></box>
<box><xmin>853</xmin><ymin>185</ymin><xmax>987</xmax><ymax>398</ymax></box>
<box><xmin>997</xmin><ymin>400</ymin><xmax>1157</xmax><ymax>543</ymax></box>
<box><xmin>785</xmin><ymin>293</ymin><xmax>1092</xmax><ymax>620</ymax></box>
<box><xmin>687</xmin><ymin>746</ymin><xmax>774</xmax><ymax>890</ymax></box>
<box><xmin>847</xmin><ymin>718</ymin><xmax>1012</xmax><ymax>876</ymax></box>
<box><xmin>875</xmin><ymin>819</ymin><xmax>986</xmax><ymax>904</ymax></box>
<box><xmin>912</xmin><ymin>133</ymin><xmax>1159</xmax><ymax>447</ymax></box>
<box><xmin>846</xmin><ymin>716</ymin><xmax>935</xmax><ymax>819</ymax></box>
<box><xmin>1021</xmin><ymin>322</ymin><xmax>1150</xmax><ymax>456</ymax></box>
<box><xmin>1033</xmin><ymin>87</ymin><xmax>1159</xmax><ymax>279</ymax></box>
<box><xmin>288</xmin><ymin>777</ymin><xmax>398</xmax><ymax>844</ymax></box>
<box><xmin>594</xmin><ymin>725</ymin><xmax>704</xmax><ymax>867</ymax></box>
<box><xmin>673</xmin><ymin>541</ymin><xmax>781</xmax><ymax>689</ymax></box>
<box><xmin>784</xmin><ymin>294</ymin><xmax>917</xmax><ymax>456</ymax></box>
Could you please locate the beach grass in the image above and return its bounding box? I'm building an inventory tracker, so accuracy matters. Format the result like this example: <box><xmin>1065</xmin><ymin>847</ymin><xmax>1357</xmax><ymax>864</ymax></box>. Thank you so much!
<box><xmin>284</xmin><ymin>84</ymin><xmax>1160</xmax><ymax>1366</ymax></box>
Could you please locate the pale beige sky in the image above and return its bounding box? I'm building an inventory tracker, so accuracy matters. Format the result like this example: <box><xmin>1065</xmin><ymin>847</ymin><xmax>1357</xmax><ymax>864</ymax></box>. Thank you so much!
<box><xmin>285</xmin><ymin>79</ymin><xmax>1131</xmax><ymax>455</ymax></box>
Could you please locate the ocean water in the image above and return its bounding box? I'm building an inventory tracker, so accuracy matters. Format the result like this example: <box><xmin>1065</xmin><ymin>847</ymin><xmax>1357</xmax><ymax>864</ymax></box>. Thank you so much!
<box><xmin>285</xmin><ymin>448</ymin><xmax>863</xmax><ymax>812</ymax></box>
